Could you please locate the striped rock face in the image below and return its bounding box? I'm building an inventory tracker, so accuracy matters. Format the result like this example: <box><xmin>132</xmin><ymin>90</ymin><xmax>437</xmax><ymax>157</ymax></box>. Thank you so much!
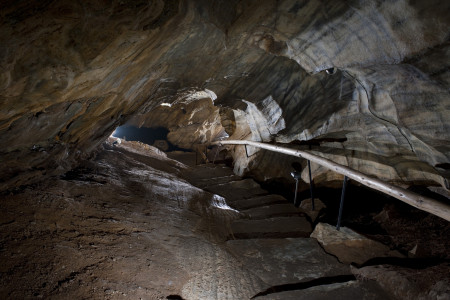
<box><xmin>0</xmin><ymin>0</ymin><xmax>449</xmax><ymax>192</ymax></box>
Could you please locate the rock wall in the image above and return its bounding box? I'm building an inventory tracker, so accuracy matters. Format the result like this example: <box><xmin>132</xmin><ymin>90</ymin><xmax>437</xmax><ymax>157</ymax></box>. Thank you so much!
<box><xmin>0</xmin><ymin>0</ymin><xmax>449</xmax><ymax>192</ymax></box>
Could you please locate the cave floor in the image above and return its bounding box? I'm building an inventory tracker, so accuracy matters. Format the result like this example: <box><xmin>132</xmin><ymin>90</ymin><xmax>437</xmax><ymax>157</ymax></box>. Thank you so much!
<box><xmin>0</xmin><ymin>140</ymin><xmax>447</xmax><ymax>299</ymax></box>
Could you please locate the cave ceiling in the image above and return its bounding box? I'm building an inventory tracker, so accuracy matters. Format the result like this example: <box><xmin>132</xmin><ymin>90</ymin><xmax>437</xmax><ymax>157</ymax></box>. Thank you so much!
<box><xmin>0</xmin><ymin>0</ymin><xmax>449</xmax><ymax>192</ymax></box>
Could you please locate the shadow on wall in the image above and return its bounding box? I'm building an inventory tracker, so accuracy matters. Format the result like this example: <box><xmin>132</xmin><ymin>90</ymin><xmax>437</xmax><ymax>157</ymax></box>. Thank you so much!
<box><xmin>111</xmin><ymin>125</ymin><xmax>189</xmax><ymax>152</ymax></box>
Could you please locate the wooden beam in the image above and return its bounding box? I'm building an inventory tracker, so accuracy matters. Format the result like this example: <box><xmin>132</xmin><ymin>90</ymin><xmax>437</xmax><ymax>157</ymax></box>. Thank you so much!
<box><xmin>211</xmin><ymin>140</ymin><xmax>450</xmax><ymax>222</ymax></box>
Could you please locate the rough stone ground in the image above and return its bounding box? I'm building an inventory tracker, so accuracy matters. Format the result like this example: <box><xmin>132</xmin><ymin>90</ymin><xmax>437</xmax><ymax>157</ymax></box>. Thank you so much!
<box><xmin>0</xmin><ymin>140</ymin><xmax>448</xmax><ymax>299</ymax></box>
<box><xmin>0</xmin><ymin>140</ymin><xmax>265</xmax><ymax>299</ymax></box>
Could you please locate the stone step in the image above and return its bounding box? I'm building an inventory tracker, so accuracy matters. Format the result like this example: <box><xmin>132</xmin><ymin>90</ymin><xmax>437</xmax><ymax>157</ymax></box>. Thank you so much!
<box><xmin>205</xmin><ymin>178</ymin><xmax>269</xmax><ymax>201</ymax></box>
<box><xmin>186</xmin><ymin>165</ymin><xmax>235</xmax><ymax>180</ymax></box>
<box><xmin>240</xmin><ymin>204</ymin><xmax>305</xmax><ymax>220</ymax></box>
<box><xmin>226</xmin><ymin>238</ymin><xmax>350</xmax><ymax>287</ymax></box>
<box><xmin>231</xmin><ymin>194</ymin><xmax>288</xmax><ymax>210</ymax></box>
<box><xmin>230</xmin><ymin>217</ymin><xmax>312</xmax><ymax>239</ymax></box>
<box><xmin>193</xmin><ymin>174</ymin><xmax>242</xmax><ymax>189</ymax></box>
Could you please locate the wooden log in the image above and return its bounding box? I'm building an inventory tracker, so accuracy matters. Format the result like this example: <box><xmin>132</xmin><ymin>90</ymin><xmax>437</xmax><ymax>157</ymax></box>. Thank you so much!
<box><xmin>211</xmin><ymin>140</ymin><xmax>450</xmax><ymax>222</ymax></box>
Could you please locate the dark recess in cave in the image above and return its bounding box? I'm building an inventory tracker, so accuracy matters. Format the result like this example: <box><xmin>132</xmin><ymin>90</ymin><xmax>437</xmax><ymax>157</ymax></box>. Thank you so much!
<box><xmin>166</xmin><ymin>295</ymin><xmax>185</xmax><ymax>300</ymax></box>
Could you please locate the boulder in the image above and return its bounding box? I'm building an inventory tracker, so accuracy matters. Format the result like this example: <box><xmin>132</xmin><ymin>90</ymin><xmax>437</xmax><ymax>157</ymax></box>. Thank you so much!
<box><xmin>299</xmin><ymin>198</ymin><xmax>327</xmax><ymax>223</ymax></box>
<box><xmin>310</xmin><ymin>223</ymin><xmax>403</xmax><ymax>265</ymax></box>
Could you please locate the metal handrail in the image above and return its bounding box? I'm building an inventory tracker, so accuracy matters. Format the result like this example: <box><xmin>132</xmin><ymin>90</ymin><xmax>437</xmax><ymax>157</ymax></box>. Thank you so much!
<box><xmin>210</xmin><ymin>140</ymin><xmax>450</xmax><ymax>222</ymax></box>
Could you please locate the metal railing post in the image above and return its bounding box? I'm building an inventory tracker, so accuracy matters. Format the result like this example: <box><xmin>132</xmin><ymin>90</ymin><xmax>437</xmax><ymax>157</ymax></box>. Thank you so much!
<box><xmin>307</xmin><ymin>160</ymin><xmax>315</xmax><ymax>211</ymax></box>
<box><xmin>212</xmin><ymin>146</ymin><xmax>219</xmax><ymax>164</ymax></box>
<box><xmin>336</xmin><ymin>176</ymin><xmax>349</xmax><ymax>230</ymax></box>
<box><xmin>244</xmin><ymin>145</ymin><xmax>249</xmax><ymax>158</ymax></box>
<box><xmin>294</xmin><ymin>178</ymin><xmax>299</xmax><ymax>207</ymax></box>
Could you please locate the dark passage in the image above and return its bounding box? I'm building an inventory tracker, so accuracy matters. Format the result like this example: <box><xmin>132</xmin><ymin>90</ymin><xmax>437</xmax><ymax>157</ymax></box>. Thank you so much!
<box><xmin>112</xmin><ymin>125</ymin><xmax>188</xmax><ymax>152</ymax></box>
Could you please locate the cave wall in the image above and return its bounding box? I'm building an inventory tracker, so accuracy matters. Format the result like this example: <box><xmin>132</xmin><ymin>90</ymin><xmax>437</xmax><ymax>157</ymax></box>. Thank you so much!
<box><xmin>0</xmin><ymin>0</ymin><xmax>449</xmax><ymax>191</ymax></box>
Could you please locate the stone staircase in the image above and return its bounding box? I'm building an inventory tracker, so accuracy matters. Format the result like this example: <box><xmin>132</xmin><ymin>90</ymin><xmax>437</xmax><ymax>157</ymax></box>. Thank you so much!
<box><xmin>182</xmin><ymin>162</ymin><xmax>313</xmax><ymax>240</ymax></box>
<box><xmin>170</xmin><ymin>155</ymin><xmax>393</xmax><ymax>299</ymax></box>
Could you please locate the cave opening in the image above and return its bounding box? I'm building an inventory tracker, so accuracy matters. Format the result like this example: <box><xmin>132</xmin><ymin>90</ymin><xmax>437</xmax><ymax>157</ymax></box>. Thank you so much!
<box><xmin>111</xmin><ymin>125</ymin><xmax>190</xmax><ymax>152</ymax></box>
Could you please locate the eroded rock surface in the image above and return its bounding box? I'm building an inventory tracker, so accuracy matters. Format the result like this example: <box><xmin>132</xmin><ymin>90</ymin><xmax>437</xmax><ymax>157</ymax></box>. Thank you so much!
<box><xmin>0</xmin><ymin>140</ymin><xmax>268</xmax><ymax>299</ymax></box>
<box><xmin>226</xmin><ymin>238</ymin><xmax>351</xmax><ymax>286</ymax></box>
<box><xmin>0</xmin><ymin>0</ymin><xmax>449</xmax><ymax>194</ymax></box>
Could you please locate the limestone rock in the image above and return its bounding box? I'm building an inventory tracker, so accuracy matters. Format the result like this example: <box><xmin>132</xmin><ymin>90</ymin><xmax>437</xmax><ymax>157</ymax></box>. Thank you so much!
<box><xmin>299</xmin><ymin>198</ymin><xmax>327</xmax><ymax>223</ymax></box>
<box><xmin>108</xmin><ymin>137</ymin><xmax>169</xmax><ymax>160</ymax></box>
<box><xmin>311</xmin><ymin>223</ymin><xmax>403</xmax><ymax>265</ymax></box>
<box><xmin>0</xmin><ymin>0</ymin><xmax>449</xmax><ymax>202</ymax></box>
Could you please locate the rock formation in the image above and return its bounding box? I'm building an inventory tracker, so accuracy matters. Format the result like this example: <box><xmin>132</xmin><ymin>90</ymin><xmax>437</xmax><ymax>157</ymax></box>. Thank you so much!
<box><xmin>1</xmin><ymin>0</ymin><xmax>449</xmax><ymax>194</ymax></box>
<box><xmin>311</xmin><ymin>222</ymin><xmax>403</xmax><ymax>265</ymax></box>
